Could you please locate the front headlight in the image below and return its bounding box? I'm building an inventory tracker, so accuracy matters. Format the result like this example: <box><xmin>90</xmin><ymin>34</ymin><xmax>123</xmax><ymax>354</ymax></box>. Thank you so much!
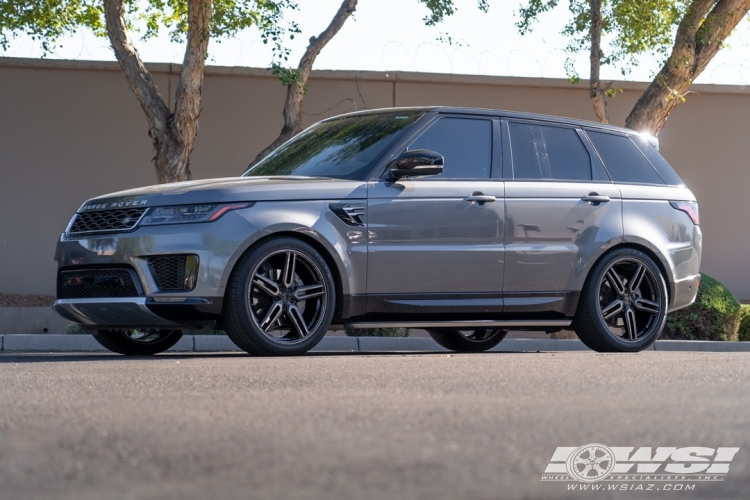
<box><xmin>140</xmin><ymin>203</ymin><xmax>252</xmax><ymax>226</ymax></box>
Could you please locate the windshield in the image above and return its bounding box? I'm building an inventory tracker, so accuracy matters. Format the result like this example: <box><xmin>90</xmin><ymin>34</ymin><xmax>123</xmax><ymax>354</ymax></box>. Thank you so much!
<box><xmin>242</xmin><ymin>112</ymin><xmax>424</xmax><ymax>180</ymax></box>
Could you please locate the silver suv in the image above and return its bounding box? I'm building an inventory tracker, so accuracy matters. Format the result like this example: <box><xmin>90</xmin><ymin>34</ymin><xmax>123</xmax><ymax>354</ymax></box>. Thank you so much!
<box><xmin>54</xmin><ymin>107</ymin><xmax>701</xmax><ymax>355</ymax></box>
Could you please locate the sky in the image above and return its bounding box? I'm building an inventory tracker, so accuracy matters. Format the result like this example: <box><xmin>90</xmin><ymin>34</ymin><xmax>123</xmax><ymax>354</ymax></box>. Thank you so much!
<box><xmin>3</xmin><ymin>0</ymin><xmax>750</xmax><ymax>85</ymax></box>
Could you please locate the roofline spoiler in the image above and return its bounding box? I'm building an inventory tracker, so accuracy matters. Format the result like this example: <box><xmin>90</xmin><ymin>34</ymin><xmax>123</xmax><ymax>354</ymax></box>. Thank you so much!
<box><xmin>639</xmin><ymin>132</ymin><xmax>660</xmax><ymax>151</ymax></box>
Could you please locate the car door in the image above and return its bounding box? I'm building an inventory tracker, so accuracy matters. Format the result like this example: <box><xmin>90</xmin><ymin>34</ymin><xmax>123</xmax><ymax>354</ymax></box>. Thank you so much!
<box><xmin>366</xmin><ymin>115</ymin><xmax>505</xmax><ymax>315</ymax></box>
<box><xmin>502</xmin><ymin>119</ymin><xmax>623</xmax><ymax>314</ymax></box>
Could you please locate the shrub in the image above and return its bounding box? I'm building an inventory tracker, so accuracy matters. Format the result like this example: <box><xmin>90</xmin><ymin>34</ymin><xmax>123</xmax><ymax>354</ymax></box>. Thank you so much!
<box><xmin>739</xmin><ymin>305</ymin><xmax>750</xmax><ymax>342</ymax></box>
<box><xmin>344</xmin><ymin>328</ymin><xmax>410</xmax><ymax>337</ymax></box>
<box><xmin>663</xmin><ymin>273</ymin><xmax>741</xmax><ymax>341</ymax></box>
<box><xmin>66</xmin><ymin>323</ymin><xmax>89</xmax><ymax>334</ymax></box>
<box><xmin>201</xmin><ymin>329</ymin><xmax>227</xmax><ymax>335</ymax></box>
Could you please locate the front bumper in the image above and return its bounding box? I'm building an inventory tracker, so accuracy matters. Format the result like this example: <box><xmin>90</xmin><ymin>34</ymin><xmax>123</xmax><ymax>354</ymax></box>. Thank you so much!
<box><xmin>53</xmin><ymin>297</ymin><xmax>223</xmax><ymax>329</ymax></box>
<box><xmin>56</xmin><ymin>210</ymin><xmax>260</xmax><ymax>295</ymax></box>
<box><xmin>54</xmin><ymin>298</ymin><xmax>181</xmax><ymax>328</ymax></box>
<box><xmin>54</xmin><ymin>209</ymin><xmax>261</xmax><ymax>328</ymax></box>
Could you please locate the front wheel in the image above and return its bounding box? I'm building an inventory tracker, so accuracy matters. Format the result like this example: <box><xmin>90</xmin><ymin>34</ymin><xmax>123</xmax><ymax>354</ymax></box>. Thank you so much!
<box><xmin>574</xmin><ymin>248</ymin><xmax>668</xmax><ymax>352</ymax></box>
<box><xmin>223</xmin><ymin>237</ymin><xmax>336</xmax><ymax>356</ymax></box>
<box><xmin>426</xmin><ymin>328</ymin><xmax>508</xmax><ymax>352</ymax></box>
<box><xmin>93</xmin><ymin>329</ymin><xmax>183</xmax><ymax>355</ymax></box>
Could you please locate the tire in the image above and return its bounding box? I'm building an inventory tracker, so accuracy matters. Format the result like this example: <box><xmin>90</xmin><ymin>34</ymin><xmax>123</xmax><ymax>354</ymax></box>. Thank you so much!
<box><xmin>426</xmin><ymin>328</ymin><xmax>508</xmax><ymax>352</ymax></box>
<box><xmin>574</xmin><ymin>248</ymin><xmax>668</xmax><ymax>352</ymax></box>
<box><xmin>223</xmin><ymin>237</ymin><xmax>336</xmax><ymax>356</ymax></box>
<box><xmin>93</xmin><ymin>329</ymin><xmax>183</xmax><ymax>355</ymax></box>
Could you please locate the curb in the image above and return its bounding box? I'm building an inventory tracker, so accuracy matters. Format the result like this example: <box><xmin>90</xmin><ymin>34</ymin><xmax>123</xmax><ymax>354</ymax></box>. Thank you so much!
<box><xmin>1</xmin><ymin>334</ymin><xmax>750</xmax><ymax>353</ymax></box>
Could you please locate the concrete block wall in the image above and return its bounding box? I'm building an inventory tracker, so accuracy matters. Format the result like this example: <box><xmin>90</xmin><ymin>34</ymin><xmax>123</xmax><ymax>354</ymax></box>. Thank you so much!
<box><xmin>1</xmin><ymin>57</ymin><xmax>748</xmax><ymax>298</ymax></box>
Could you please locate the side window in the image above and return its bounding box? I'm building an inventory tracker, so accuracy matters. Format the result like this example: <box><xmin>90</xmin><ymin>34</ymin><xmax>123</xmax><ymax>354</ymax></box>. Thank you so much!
<box><xmin>631</xmin><ymin>136</ymin><xmax>684</xmax><ymax>186</ymax></box>
<box><xmin>508</xmin><ymin>122</ymin><xmax>592</xmax><ymax>181</ymax></box>
<box><xmin>587</xmin><ymin>131</ymin><xmax>665</xmax><ymax>185</ymax></box>
<box><xmin>408</xmin><ymin>117</ymin><xmax>492</xmax><ymax>179</ymax></box>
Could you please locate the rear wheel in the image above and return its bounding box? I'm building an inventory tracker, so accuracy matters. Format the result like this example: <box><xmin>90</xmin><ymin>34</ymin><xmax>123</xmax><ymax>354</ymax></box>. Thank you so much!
<box><xmin>93</xmin><ymin>329</ymin><xmax>183</xmax><ymax>355</ymax></box>
<box><xmin>426</xmin><ymin>328</ymin><xmax>508</xmax><ymax>352</ymax></box>
<box><xmin>223</xmin><ymin>237</ymin><xmax>336</xmax><ymax>356</ymax></box>
<box><xmin>574</xmin><ymin>248</ymin><xmax>668</xmax><ymax>352</ymax></box>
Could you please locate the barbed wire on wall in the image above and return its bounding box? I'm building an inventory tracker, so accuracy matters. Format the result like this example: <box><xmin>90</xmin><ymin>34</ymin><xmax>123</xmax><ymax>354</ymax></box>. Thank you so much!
<box><xmin>707</xmin><ymin>59</ymin><xmax>750</xmax><ymax>86</ymax></box>
<box><xmin>4</xmin><ymin>33</ymin><xmax>750</xmax><ymax>88</ymax></box>
<box><xmin>379</xmin><ymin>40</ymin><xmax>572</xmax><ymax>80</ymax></box>
<box><xmin>377</xmin><ymin>39</ymin><xmax>750</xmax><ymax>86</ymax></box>
<box><xmin>301</xmin><ymin>98</ymin><xmax>358</xmax><ymax>116</ymax></box>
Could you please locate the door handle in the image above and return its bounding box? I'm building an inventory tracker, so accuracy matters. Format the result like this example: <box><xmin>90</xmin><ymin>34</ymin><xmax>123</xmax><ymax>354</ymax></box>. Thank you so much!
<box><xmin>582</xmin><ymin>193</ymin><xmax>610</xmax><ymax>204</ymax></box>
<box><xmin>465</xmin><ymin>192</ymin><xmax>496</xmax><ymax>204</ymax></box>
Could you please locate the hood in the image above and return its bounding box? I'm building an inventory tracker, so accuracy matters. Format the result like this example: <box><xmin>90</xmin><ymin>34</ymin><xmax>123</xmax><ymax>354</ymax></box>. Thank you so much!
<box><xmin>78</xmin><ymin>176</ymin><xmax>367</xmax><ymax>212</ymax></box>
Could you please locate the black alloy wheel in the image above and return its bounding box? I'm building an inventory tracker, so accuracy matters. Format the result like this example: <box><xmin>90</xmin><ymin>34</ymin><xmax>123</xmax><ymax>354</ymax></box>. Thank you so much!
<box><xmin>427</xmin><ymin>328</ymin><xmax>508</xmax><ymax>352</ymax></box>
<box><xmin>223</xmin><ymin>237</ymin><xmax>335</xmax><ymax>356</ymax></box>
<box><xmin>574</xmin><ymin>248</ymin><xmax>667</xmax><ymax>352</ymax></box>
<box><xmin>93</xmin><ymin>329</ymin><xmax>183</xmax><ymax>355</ymax></box>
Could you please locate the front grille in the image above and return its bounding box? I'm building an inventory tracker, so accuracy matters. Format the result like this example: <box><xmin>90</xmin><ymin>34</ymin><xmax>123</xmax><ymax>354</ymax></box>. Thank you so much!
<box><xmin>150</xmin><ymin>255</ymin><xmax>198</xmax><ymax>291</ymax></box>
<box><xmin>68</xmin><ymin>208</ymin><xmax>147</xmax><ymax>235</ymax></box>
<box><xmin>57</xmin><ymin>268</ymin><xmax>140</xmax><ymax>299</ymax></box>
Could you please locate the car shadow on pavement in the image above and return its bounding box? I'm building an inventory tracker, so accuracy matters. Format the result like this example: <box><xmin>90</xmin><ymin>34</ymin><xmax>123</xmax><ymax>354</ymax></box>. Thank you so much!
<box><xmin>0</xmin><ymin>350</ymin><xmax>546</xmax><ymax>363</ymax></box>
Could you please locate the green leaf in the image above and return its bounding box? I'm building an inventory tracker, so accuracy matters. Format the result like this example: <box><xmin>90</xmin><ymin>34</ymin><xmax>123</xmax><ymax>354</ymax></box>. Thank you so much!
<box><xmin>515</xmin><ymin>0</ymin><xmax>686</xmax><ymax>76</ymax></box>
<box><xmin>0</xmin><ymin>0</ymin><xmax>300</xmax><ymax>55</ymax></box>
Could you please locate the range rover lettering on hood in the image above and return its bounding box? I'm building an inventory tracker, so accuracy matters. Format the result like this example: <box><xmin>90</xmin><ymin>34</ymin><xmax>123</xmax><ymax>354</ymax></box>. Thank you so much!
<box><xmin>80</xmin><ymin>199</ymin><xmax>148</xmax><ymax>211</ymax></box>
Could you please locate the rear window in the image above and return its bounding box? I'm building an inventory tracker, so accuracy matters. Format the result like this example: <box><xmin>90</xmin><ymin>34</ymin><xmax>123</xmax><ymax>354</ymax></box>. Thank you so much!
<box><xmin>586</xmin><ymin>130</ymin><xmax>665</xmax><ymax>185</ymax></box>
<box><xmin>631</xmin><ymin>136</ymin><xmax>684</xmax><ymax>186</ymax></box>
<box><xmin>509</xmin><ymin>122</ymin><xmax>592</xmax><ymax>181</ymax></box>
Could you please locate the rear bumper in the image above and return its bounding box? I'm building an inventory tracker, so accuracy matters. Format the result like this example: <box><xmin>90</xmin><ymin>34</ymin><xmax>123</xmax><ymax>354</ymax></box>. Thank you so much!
<box><xmin>53</xmin><ymin>297</ymin><xmax>220</xmax><ymax>329</ymax></box>
<box><xmin>668</xmin><ymin>273</ymin><xmax>701</xmax><ymax>313</ymax></box>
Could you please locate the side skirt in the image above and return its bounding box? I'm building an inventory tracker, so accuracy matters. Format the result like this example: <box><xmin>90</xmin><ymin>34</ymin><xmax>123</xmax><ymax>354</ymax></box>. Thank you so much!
<box><xmin>344</xmin><ymin>319</ymin><xmax>571</xmax><ymax>330</ymax></box>
<box><xmin>355</xmin><ymin>291</ymin><xmax>579</xmax><ymax>317</ymax></box>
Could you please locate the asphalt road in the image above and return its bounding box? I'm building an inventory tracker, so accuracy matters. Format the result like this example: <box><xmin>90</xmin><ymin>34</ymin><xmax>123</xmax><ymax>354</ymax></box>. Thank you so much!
<box><xmin>1</xmin><ymin>351</ymin><xmax>749</xmax><ymax>500</ymax></box>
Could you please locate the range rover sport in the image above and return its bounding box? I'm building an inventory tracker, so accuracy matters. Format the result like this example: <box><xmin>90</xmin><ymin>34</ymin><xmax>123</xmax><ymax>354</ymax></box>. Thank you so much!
<box><xmin>53</xmin><ymin>107</ymin><xmax>702</xmax><ymax>355</ymax></box>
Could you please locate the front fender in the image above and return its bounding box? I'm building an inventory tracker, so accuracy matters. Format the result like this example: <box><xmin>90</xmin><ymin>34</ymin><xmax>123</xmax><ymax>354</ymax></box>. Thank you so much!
<box><xmin>219</xmin><ymin>200</ymin><xmax>367</xmax><ymax>303</ymax></box>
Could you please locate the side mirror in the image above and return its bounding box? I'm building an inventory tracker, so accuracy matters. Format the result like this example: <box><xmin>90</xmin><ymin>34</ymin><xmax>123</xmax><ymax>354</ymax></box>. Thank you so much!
<box><xmin>390</xmin><ymin>149</ymin><xmax>444</xmax><ymax>179</ymax></box>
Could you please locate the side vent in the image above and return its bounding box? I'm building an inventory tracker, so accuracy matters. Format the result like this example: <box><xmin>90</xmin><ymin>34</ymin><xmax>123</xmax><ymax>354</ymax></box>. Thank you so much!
<box><xmin>329</xmin><ymin>203</ymin><xmax>366</xmax><ymax>226</ymax></box>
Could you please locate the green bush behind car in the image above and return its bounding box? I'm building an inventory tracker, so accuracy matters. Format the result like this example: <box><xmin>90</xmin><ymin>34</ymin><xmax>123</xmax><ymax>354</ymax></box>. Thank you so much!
<box><xmin>345</xmin><ymin>328</ymin><xmax>410</xmax><ymax>337</ymax></box>
<box><xmin>738</xmin><ymin>304</ymin><xmax>750</xmax><ymax>342</ymax></box>
<box><xmin>662</xmin><ymin>273</ymin><xmax>741</xmax><ymax>341</ymax></box>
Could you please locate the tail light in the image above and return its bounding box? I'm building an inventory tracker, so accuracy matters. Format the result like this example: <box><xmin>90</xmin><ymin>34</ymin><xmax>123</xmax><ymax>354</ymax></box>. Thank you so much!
<box><xmin>670</xmin><ymin>200</ymin><xmax>699</xmax><ymax>225</ymax></box>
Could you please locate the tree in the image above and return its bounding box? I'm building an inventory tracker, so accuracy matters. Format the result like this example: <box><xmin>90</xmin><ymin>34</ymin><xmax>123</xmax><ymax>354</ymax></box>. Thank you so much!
<box><xmin>517</xmin><ymin>1</ymin><xmax>750</xmax><ymax>134</ymax></box>
<box><xmin>250</xmin><ymin>0</ymin><xmax>490</xmax><ymax>167</ymax></box>
<box><xmin>250</xmin><ymin>0</ymin><xmax>358</xmax><ymax>167</ymax></box>
<box><xmin>589</xmin><ymin>0</ymin><xmax>609</xmax><ymax>123</ymax></box>
<box><xmin>420</xmin><ymin>0</ymin><xmax>490</xmax><ymax>25</ymax></box>
<box><xmin>105</xmin><ymin>0</ymin><xmax>211</xmax><ymax>183</ymax></box>
<box><xmin>1</xmin><ymin>0</ymin><xmax>296</xmax><ymax>182</ymax></box>
<box><xmin>517</xmin><ymin>1</ymin><xmax>682</xmax><ymax>125</ymax></box>
<box><xmin>626</xmin><ymin>0</ymin><xmax>750</xmax><ymax>133</ymax></box>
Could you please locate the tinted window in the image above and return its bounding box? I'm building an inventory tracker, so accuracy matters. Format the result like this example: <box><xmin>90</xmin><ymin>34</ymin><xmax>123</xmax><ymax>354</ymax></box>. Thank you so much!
<box><xmin>509</xmin><ymin>122</ymin><xmax>591</xmax><ymax>180</ymax></box>
<box><xmin>243</xmin><ymin>112</ymin><xmax>423</xmax><ymax>180</ymax></box>
<box><xmin>631</xmin><ymin>136</ymin><xmax>684</xmax><ymax>186</ymax></box>
<box><xmin>587</xmin><ymin>131</ymin><xmax>665</xmax><ymax>184</ymax></box>
<box><xmin>408</xmin><ymin>117</ymin><xmax>492</xmax><ymax>179</ymax></box>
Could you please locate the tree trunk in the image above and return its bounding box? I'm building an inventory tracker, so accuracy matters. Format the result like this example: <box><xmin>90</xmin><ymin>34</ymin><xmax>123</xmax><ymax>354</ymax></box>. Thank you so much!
<box><xmin>104</xmin><ymin>0</ymin><xmax>212</xmax><ymax>183</ymax></box>
<box><xmin>589</xmin><ymin>0</ymin><xmax>608</xmax><ymax>124</ymax></box>
<box><xmin>625</xmin><ymin>0</ymin><xmax>750</xmax><ymax>135</ymax></box>
<box><xmin>249</xmin><ymin>0</ymin><xmax>358</xmax><ymax>167</ymax></box>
